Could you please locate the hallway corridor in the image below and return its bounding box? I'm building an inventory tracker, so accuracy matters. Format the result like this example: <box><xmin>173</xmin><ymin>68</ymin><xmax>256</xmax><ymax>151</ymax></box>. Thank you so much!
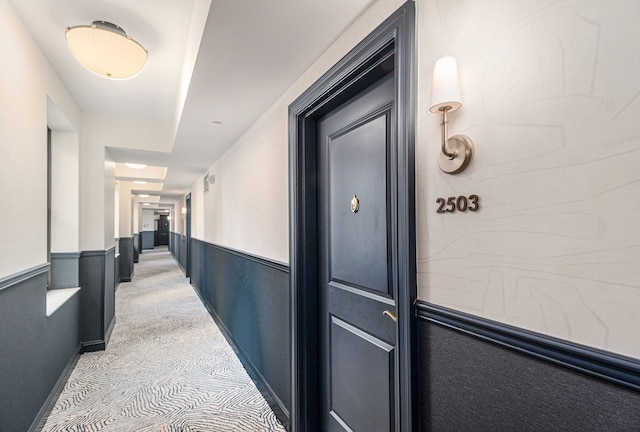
<box><xmin>41</xmin><ymin>249</ymin><xmax>286</xmax><ymax>431</ymax></box>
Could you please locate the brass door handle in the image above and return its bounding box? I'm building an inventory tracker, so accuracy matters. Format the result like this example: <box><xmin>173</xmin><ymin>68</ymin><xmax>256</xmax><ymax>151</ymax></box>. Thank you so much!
<box><xmin>383</xmin><ymin>310</ymin><xmax>398</xmax><ymax>323</ymax></box>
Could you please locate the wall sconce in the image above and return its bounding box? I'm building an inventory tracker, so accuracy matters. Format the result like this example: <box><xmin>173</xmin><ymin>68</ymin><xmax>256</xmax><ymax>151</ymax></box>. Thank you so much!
<box><xmin>429</xmin><ymin>57</ymin><xmax>474</xmax><ymax>174</ymax></box>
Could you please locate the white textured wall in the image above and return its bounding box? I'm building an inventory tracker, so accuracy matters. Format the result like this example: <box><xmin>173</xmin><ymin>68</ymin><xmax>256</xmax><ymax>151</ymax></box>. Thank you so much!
<box><xmin>0</xmin><ymin>0</ymin><xmax>80</xmax><ymax>278</ymax></box>
<box><xmin>118</xmin><ymin>182</ymin><xmax>133</xmax><ymax>238</ymax></box>
<box><xmin>195</xmin><ymin>0</ymin><xmax>406</xmax><ymax>263</ymax></box>
<box><xmin>191</xmin><ymin>174</ymin><xmax>205</xmax><ymax>240</ymax></box>
<box><xmin>141</xmin><ymin>209</ymin><xmax>155</xmax><ymax>232</ymax></box>
<box><xmin>104</xmin><ymin>151</ymin><xmax>116</xmax><ymax>249</ymax></box>
<box><xmin>51</xmin><ymin>131</ymin><xmax>80</xmax><ymax>253</ymax></box>
<box><xmin>417</xmin><ymin>0</ymin><xmax>640</xmax><ymax>358</ymax></box>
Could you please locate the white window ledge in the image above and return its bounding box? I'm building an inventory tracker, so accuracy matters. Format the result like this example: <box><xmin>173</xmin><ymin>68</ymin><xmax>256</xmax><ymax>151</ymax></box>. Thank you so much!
<box><xmin>46</xmin><ymin>287</ymin><xmax>81</xmax><ymax>317</ymax></box>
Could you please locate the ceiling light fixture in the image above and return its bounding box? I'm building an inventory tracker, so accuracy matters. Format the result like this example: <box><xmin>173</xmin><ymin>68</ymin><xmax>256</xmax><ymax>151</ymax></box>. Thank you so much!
<box><xmin>124</xmin><ymin>163</ymin><xmax>147</xmax><ymax>169</ymax></box>
<box><xmin>139</xmin><ymin>194</ymin><xmax>150</xmax><ymax>198</ymax></box>
<box><xmin>134</xmin><ymin>181</ymin><xmax>147</xmax><ymax>185</ymax></box>
<box><xmin>65</xmin><ymin>21</ymin><xmax>148</xmax><ymax>79</ymax></box>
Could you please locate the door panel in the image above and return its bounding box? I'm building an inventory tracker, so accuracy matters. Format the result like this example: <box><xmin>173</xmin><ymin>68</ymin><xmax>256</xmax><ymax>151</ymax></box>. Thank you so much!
<box><xmin>330</xmin><ymin>317</ymin><xmax>394</xmax><ymax>432</ymax></box>
<box><xmin>329</xmin><ymin>112</ymin><xmax>390</xmax><ymax>294</ymax></box>
<box><xmin>319</xmin><ymin>72</ymin><xmax>397</xmax><ymax>432</ymax></box>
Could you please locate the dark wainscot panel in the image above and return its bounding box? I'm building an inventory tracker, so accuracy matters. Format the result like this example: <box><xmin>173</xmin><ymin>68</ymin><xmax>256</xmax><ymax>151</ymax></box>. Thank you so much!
<box><xmin>118</xmin><ymin>237</ymin><xmax>134</xmax><ymax>283</ymax></box>
<box><xmin>0</xmin><ymin>265</ymin><xmax>81</xmax><ymax>432</ymax></box>
<box><xmin>169</xmin><ymin>231</ymin><xmax>186</xmax><ymax>274</ymax></box>
<box><xmin>133</xmin><ymin>233</ymin><xmax>140</xmax><ymax>263</ymax></box>
<box><xmin>79</xmin><ymin>248</ymin><xmax>116</xmax><ymax>352</ymax></box>
<box><xmin>189</xmin><ymin>238</ymin><xmax>290</xmax><ymax>428</ymax></box>
<box><xmin>50</xmin><ymin>252</ymin><xmax>80</xmax><ymax>289</ymax></box>
<box><xmin>417</xmin><ymin>301</ymin><xmax>640</xmax><ymax>431</ymax></box>
<box><xmin>142</xmin><ymin>230</ymin><xmax>155</xmax><ymax>250</ymax></box>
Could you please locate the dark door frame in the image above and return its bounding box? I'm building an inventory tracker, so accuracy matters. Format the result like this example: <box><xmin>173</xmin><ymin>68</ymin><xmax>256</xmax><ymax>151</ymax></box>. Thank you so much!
<box><xmin>288</xmin><ymin>3</ymin><xmax>416</xmax><ymax>431</ymax></box>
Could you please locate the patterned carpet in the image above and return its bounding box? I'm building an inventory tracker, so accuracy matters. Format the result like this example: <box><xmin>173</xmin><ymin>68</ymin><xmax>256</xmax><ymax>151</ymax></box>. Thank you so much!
<box><xmin>42</xmin><ymin>248</ymin><xmax>286</xmax><ymax>432</ymax></box>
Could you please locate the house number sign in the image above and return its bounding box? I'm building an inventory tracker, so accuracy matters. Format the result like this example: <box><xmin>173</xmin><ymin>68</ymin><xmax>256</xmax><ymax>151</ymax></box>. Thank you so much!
<box><xmin>436</xmin><ymin>195</ymin><xmax>480</xmax><ymax>214</ymax></box>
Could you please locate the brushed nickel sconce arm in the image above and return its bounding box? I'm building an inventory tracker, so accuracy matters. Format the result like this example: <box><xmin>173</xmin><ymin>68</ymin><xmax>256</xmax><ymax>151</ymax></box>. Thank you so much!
<box><xmin>437</xmin><ymin>105</ymin><xmax>474</xmax><ymax>174</ymax></box>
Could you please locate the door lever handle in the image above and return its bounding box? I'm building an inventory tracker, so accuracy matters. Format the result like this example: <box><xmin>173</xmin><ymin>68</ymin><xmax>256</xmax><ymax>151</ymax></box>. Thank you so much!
<box><xmin>383</xmin><ymin>310</ymin><xmax>398</xmax><ymax>323</ymax></box>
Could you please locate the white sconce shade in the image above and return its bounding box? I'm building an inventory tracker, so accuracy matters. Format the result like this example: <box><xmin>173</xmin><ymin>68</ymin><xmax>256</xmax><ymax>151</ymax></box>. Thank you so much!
<box><xmin>66</xmin><ymin>21</ymin><xmax>147</xmax><ymax>79</ymax></box>
<box><xmin>429</xmin><ymin>56</ymin><xmax>462</xmax><ymax>114</ymax></box>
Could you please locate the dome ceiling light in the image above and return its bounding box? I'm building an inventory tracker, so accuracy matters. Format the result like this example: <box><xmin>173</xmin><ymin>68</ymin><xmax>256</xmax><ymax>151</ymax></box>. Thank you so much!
<box><xmin>65</xmin><ymin>21</ymin><xmax>148</xmax><ymax>79</ymax></box>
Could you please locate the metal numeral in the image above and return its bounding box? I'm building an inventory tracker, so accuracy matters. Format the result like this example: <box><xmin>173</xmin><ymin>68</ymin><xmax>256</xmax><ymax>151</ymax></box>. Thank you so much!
<box><xmin>436</xmin><ymin>195</ymin><xmax>480</xmax><ymax>214</ymax></box>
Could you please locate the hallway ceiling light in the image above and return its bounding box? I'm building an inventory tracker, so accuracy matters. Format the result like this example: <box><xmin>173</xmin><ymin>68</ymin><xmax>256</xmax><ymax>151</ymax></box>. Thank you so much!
<box><xmin>139</xmin><ymin>194</ymin><xmax>150</xmax><ymax>198</ymax></box>
<box><xmin>134</xmin><ymin>180</ymin><xmax>147</xmax><ymax>185</ymax></box>
<box><xmin>429</xmin><ymin>56</ymin><xmax>474</xmax><ymax>174</ymax></box>
<box><xmin>143</xmin><ymin>203</ymin><xmax>150</xmax><ymax>206</ymax></box>
<box><xmin>65</xmin><ymin>21</ymin><xmax>148</xmax><ymax>79</ymax></box>
<box><xmin>124</xmin><ymin>163</ymin><xmax>147</xmax><ymax>169</ymax></box>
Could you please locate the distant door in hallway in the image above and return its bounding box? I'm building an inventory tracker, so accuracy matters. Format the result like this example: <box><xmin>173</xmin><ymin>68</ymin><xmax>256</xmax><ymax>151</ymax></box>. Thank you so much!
<box><xmin>317</xmin><ymin>72</ymin><xmax>398</xmax><ymax>431</ymax></box>
<box><xmin>159</xmin><ymin>215</ymin><xmax>170</xmax><ymax>246</ymax></box>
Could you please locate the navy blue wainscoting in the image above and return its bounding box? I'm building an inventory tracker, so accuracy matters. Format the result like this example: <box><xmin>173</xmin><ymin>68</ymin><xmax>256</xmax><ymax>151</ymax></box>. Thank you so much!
<box><xmin>49</xmin><ymin>252</ymin><xmax>80</xmax><ymax>289</ymax></box>
<box><xmin>133</xmin><ymin>233</ymin><xmax>140</xmax><ymax>263</ymax></box>
<box><xmin>169</xmin><ymin>231</ymin><xmax>186</xmax><ymax>274</ymax></box>
<box><xmin>118</xmin><ymin>237</ymin><xmax>134</xmax><ymax>283</ymax></box>
<box><xmin>417</xmin><ymin>302</ymin><xmax>640</xmax><ymax>431</ymax></box>
<box><xmin>142</xmin><ymin>231</ymin><xmax>155</xmax><ymax>250</ymax></box>
<box><xmin>79</xmin><ymin>248</ymin><xmax>116</xmax><ymax>352</ymax></box>
<box><xmin>189</xmin><ymin>239</ymin><xmax>290</xmax><ymax>428</ymax></box>
<box><xmin>0</xmin><ymin>265</ymin><xmax>81</xmax><ymax>432</ymax></box>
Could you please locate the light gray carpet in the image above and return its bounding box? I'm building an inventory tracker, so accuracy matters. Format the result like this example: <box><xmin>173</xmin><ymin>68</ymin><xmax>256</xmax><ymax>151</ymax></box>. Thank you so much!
<box><xmin>42</xmin><ymin>248</ymin><xmax>286</xmax><ymax>432</ymax></box>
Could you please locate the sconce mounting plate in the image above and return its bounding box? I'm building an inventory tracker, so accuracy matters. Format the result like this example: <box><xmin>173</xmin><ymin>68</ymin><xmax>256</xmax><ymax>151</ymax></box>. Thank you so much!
<box><xmin>438</xmin><ymin>134</ymin><xmax>474</xmax><ymax>174</ymax></box>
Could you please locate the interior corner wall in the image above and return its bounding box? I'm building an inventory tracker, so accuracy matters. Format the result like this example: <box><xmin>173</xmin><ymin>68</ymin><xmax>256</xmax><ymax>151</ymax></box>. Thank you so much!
<box><xmin>114</xmin><ymin>181</ymin><xmax>120</xmax><ymax>242</ymax></box>
<box><xmin>104</xmin><ymin>150</ymin><xmax>116</xmax><ymax>250</ymax></box>
<box><xmin>118</xmin><ymin>182</ymin><xmax>133</xmax><ymax>238</ymax></box>
<box><xmin>79</xmin><ymin>114</ymin><xmax>107</xmax><ymax>252</ymax></box>
<box><xmin>51</xmin><ymin>131</ymin><xmax>80</xmax><ymax>253</ymax></box>
<box><xmin>0</xmin><ymin>0</ymin><xmax>80</xmax><ymax>278</ymax></box>
<box><xmin>415</xmin><ymin>0</ymin><xmax>640</xmax><ymax>360</ymax></box>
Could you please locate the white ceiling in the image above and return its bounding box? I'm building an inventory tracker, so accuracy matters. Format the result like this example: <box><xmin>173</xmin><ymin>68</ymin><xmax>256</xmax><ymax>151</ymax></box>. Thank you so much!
<box><xmin>11</xmin><ymin>0</ymin><xmax>376</xmax><ymax>201</ymax></box>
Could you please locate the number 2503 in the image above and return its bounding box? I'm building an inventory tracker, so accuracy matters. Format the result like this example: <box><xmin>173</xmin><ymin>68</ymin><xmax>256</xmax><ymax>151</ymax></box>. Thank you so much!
<box><xmin>436</xmin><ymin>195</ymin><xmax>479</xmax><ymax>214</ymax></box>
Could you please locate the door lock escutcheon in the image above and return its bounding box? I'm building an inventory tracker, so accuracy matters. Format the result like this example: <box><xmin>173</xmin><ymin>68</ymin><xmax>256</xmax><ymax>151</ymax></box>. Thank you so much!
<box><xmin>350</xmin><ymin>194</ymin><xmax>360</xmax><ymax>213</ymax></box>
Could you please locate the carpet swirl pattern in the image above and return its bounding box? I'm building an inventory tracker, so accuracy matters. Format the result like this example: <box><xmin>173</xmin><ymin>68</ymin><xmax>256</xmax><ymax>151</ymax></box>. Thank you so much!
<box><xmin>42</xmin><ymin>248</ymin><xmax>286</xmax><ymax>432</ymax></box>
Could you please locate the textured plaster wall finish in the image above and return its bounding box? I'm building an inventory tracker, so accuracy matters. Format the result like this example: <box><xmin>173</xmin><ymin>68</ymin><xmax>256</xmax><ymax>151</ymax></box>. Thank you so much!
<box><xmin>417</xmin><ymin>0</ymin><xmax>640</xmax><ymax>358</ymax></box>
<box><xmin>133</xmin><ymin>197</ymin><xmax>139</xmax><ymax>234</ymax></box>
<box><xmin>196</xmin><ymin>0</ymin><xmax>407</xmax><ymax>263</ymax></box>
<box><xmin>79</xmin><ymin>114</ymin><xmax>106</xmax><ymax>251</ymax></box>
<box><xmin>118</xmin><ymin>182</ymin><xmax>134</xmax><ymax>238</ymax></box>
<box><xmin>114</xmin><ymin>182</ymin><xmax>120</xmax><ymax>240</ymax></box>
<box><xmin>104</xmin><ymin>150</ymin><xmax>116</xmax><ymax>249</ymax></box>
<box><xmin>0</xmin><ymin>0</ymin><xmax>80</xmax><ymax>278</ymax></box>
<box><xmin>191</xmin><ymin>175</ymin><xmax>205</xmax><ymax>240</ymax></box>
<box><xmin>51</xmin><ymin>131</ymin><xmax>80</xmax><ymax>253</ymax></box>
<box><xmin>141</xmin><ymin>209</ymin><xmax>156</xmax><ymax>232</ymax></box>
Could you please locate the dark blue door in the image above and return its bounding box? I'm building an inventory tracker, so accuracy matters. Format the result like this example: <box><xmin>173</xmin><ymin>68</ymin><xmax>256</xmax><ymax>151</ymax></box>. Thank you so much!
<box><xmin>318</xmin><ymin>72</ymin><xmax>398</xmax><ymax>432</ymax></box>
